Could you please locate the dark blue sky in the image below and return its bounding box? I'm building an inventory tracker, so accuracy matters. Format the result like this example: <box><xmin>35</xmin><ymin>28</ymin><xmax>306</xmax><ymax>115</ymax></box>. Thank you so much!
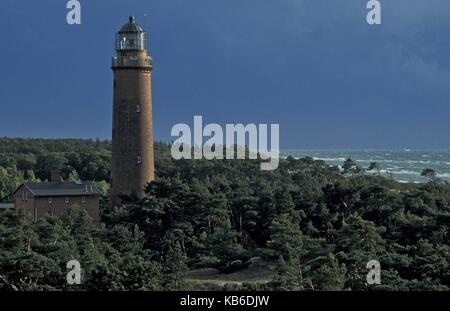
<box><xmin>0</xmin><ymin>0</ymin><xmax>449</xmax><ymax>149</ymax></box>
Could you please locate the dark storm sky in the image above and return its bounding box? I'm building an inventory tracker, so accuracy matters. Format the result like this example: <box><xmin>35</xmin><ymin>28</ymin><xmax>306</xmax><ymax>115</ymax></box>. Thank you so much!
<box><xmin>0</xmin><ymin>0</ymin><xmax>449</xmax><ymax>149</ymax></box>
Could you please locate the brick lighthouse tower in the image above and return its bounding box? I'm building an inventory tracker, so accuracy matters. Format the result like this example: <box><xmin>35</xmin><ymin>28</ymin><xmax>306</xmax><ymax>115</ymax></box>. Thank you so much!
<box><xmin>111</xmin><ymin>16</ymin><xmax>155</xmax><ymax>203</ymax></box>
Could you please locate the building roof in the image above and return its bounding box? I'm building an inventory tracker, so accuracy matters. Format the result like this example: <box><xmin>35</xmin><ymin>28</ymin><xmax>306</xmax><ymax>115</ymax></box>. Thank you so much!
<box><xmin>0</xmin><ymin>203</ymin><xmax>15</xmax><ymax>210</ymax></box>
<box><xmin>16</xmin><ymin>181</ymin><xmax>101</xmax><ymax>197</ymax></box>
<box><xmin>119</xmin><ymin>16</ymin><xmax>144</xmax><ymax>33</ymax></box>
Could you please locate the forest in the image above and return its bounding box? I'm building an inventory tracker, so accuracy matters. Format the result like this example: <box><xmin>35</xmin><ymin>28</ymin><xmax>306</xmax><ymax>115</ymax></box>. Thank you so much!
<box><xmin>1</xmin><ymin>137</ymin><xmax>450</xmax><ymax>291</ymax></box>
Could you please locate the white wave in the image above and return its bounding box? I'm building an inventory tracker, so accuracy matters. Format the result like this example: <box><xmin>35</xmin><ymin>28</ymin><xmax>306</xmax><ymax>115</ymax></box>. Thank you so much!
<box><xmin>391</xmin><ymin>170</ymin><xmax>421</xmax><ymax>176</ymax></box>
<box><xmin>406</xmin><ymin>160</ymin><xmax>433</xmax><ymax>165</ymax></box>
<box><xmin>313</xmin><ymin>157</ymin><xmax>347</xmax><ymax>162</ymax></box>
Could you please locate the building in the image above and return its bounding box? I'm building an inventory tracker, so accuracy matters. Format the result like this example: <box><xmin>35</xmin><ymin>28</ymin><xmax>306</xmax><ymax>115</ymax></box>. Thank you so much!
<box><xmin>111</xmin><ymin>16</ymin><xmax>155</xmax><ymax>204</ymax></box>
<box><xmin>13</xmin><ymin>171</ymin><xmax>100</xmax><ymax>221</ymax></box>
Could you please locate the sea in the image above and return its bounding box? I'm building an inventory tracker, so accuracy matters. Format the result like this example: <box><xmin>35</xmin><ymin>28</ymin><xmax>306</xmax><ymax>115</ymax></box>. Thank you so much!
<box><xmin>281</xmin><ymin>150</ymin><xmax>450</xmax><ymax>184</ymax></box>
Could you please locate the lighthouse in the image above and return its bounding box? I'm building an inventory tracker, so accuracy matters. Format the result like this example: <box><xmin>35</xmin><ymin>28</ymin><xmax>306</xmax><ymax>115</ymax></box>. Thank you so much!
<box><xmin>111</xmin><ymin>16</ymin><xmax>155</xmax><ymax>203</ymax></box>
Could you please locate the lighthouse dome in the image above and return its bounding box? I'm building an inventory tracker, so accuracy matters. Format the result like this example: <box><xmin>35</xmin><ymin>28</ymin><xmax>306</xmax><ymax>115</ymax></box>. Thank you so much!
<box><xmin>119</xmin><ymin>16</ymin><xmax>144</xmax><ymax>33</ymax></box>
<box><xmin>116</xmin><ymin>16</ymin><xmax>147</xmax><ymax>51</ymax></box>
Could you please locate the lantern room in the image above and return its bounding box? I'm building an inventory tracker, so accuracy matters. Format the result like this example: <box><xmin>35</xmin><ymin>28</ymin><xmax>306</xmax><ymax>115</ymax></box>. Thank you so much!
<box><xmin>115</xmin><ymin>16</ymin><xmax>148</xmax><ymax>51</ymax></box>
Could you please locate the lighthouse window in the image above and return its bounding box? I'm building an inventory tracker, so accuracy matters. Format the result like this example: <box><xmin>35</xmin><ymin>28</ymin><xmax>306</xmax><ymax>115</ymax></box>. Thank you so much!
<box><xmin>136</xmin><ymin>104</ymin><xmax>141</xmax><ymax>113</ymax></box>
<box><xmin>137</xmin><ymin>156</ymin><xmax>143</xmax><ymax>164</ymax></box>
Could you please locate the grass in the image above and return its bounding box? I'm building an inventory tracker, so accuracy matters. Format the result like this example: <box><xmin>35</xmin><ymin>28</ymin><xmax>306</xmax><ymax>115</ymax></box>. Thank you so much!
<box><xmin>186</xmin><ymin>259</ymin><xmax>276</xmax><ymax>290</ymax></box>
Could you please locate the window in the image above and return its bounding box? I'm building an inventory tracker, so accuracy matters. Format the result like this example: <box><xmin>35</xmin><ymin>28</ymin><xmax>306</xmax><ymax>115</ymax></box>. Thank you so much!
<box><xmin>25</xmin><ymin>191</ymin><xmax>28</xmax><ymax>201</ymax></box>
<box><xmin>21</xmin><ymin>190</ymin><xmax>26</xmax><ymax>201</ymax></box>
<box><xmin>48</xmin><ymin>197</ymin><xmax>53</xmax><ymax>204</ymax></box>
<box><xmin>116</xmin><ymin>32</ymin><xmax>147</xmax><ymax>51</ymax></box>
<box><xmin>81</xmin><ymin>196</ymin><xmax>86</xmax><ymax>203</ymax></box>
<box><xmin>137</xmin><ymin>155</ymin><xmax>143</xmax><ymax>164</ymax></box>
<box><xmin>136</xmin><ymin>104</ymin><xmax>141</xmax><ymax>113</ymax></box>
<box><xmin>65</xmin><ymin>197</ymin><xmax>70</xmax><ymax>204</ymax></box>
<box><xmin>47</xmin><ymin>211</ymin><xmax>54</xmax><ymax>217</ymax></box>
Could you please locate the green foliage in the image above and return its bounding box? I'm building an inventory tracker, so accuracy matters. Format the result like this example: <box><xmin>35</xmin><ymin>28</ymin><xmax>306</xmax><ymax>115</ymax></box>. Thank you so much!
<box><xmin>0</xmin><ymin>165</ymin><xmax>39</xmax><ymax>202</ymax></box>
<box><xmin>0</xmin><ymin>207</ymin><xmax>163</xmax><ymax>291</ymax></box>
<box><xmin>421</xmin><ymin>168</ymin><xmax>437</xmax><ymax>181</ymax></box>
<box><xmin>0</xmin><ymin>138</ymin><xmax>112</xmax><ymax>186</ymax></box>
<box><xmin>267</xmin><ymin>213</ymin><xmax>303</xmax><ymax>262</ymax></box>
<box><xmin>1</xmin><ymin>138</ymin><xmax>450</xmax><ymax>291</ymax></box>
<box><xmin>342</xmin><ymin>158</ymin><xmax>363</xmax><ymax>175</ymax></box>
